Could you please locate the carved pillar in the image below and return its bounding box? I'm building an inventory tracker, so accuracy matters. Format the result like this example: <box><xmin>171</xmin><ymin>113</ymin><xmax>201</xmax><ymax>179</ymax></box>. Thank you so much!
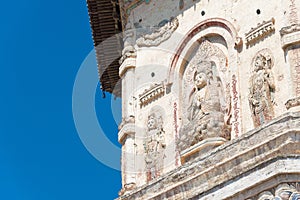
<box><xmin>281</xmin><ymin>35</ymin><xmax>300</xmax><ymax>111</ymax></box>
<box><xmin>118</xmin><ymin>45</ymin><xmax>137</xmax><ymax>194</ymax></box>
<box><xmin>120</xmin><ymin>19</ymin><xmax>136</xmax><ymax>119</ymax></box>
<box><xmin>120</xmin><ymin>58</ymin><xmax>136</xmax><ymax>119</ymax></box>
<box><xmin>118</xmin><ymin>123</ymin><xmax>136</xmax><ymax>195</ymax></box>
<box><xmin>281</xmin><ymin>1</ymin><xmax>300</xmax><ymax>112</ymax></box>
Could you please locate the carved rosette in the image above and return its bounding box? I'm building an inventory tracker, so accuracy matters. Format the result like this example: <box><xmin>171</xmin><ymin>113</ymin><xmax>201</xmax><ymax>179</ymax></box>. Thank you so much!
<box><xmin>248</xmin><ymin>49</ymin><xmax>276</xmax><ymax>127</ymax></box>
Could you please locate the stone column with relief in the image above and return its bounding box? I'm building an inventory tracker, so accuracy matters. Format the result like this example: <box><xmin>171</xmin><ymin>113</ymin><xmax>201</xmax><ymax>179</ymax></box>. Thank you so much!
<box><xmin>281</xmin><ymin>0</ymin><xmax>300</xmax><ymax>112</ymax></box>
<box><xmin>118</xmin><ymin>22</ymin><xmax>137</xmax><ymax>195</ymax></box>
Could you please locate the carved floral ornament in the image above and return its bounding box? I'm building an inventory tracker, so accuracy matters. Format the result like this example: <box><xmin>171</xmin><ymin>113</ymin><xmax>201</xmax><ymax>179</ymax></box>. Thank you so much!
<box><xmin>189</xmin><ymin>39</ymin><xmax>228</xmax><ymax>72</ymax></box>
<box><xmin>136</xmin><ymin>17</ymin><xmax>179</xmax><ymax>47</ymax></box>
<box><xmin>245</xmin><ymin>18</ymin><xmax>275</xmax><ymax>46</ymax></box>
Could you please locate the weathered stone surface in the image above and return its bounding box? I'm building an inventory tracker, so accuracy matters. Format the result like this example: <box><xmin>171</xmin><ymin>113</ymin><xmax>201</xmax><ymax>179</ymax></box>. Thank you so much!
<box><xmin>117</xmin><ymin>113</ymin><xmax>300</xmax><ymax>199</ymax></box>
<box><xmin>114</xmin><ymin>0</ymin><xmax>300</xmax><ymax>197</ymax></box>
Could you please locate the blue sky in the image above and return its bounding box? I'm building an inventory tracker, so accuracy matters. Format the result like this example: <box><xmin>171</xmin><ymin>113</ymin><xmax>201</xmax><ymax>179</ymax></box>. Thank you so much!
<box><xmin>0</xmin><ymin>1</ymin><xmax>122</xmax><ymax>199</ymax></box>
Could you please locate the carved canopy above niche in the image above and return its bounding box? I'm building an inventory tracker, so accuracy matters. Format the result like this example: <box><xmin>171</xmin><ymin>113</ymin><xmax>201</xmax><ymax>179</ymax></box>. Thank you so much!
<box><xmin>245</xmin><ymin>18</ymin><xmax>275</xmax><ymax>47</ymax></box>
<box><xmin>139</xmin><ymin>82</ymin><xmax>165</xmax><ymax>108</ymax></box>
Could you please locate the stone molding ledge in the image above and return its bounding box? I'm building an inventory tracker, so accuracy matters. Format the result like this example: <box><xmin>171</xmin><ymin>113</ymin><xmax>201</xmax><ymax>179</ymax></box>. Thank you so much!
<box><xmin>116</xmin><ymin>112</ymin><xmax>300</xmax><ymax>199</ymax></box>
<box><xmin>200</xmin><ymin>158</ymin><xmax>300</xmax><ymax>199</ymax></box>
<box><xmin>180</xmin><ymin>137</ymin><xmax>227</xmax><ymax>164</ymax></box>
<box><xmin>231</xmin><ymin>174</ymin><xmax>300</xmax><ymax>199</ymax></box>
<box><xmin>119</xmin><ymin>57</ymin><xmax>136</xmax><ymax>78</ymax></box>
<box><xmin>280</xmin><ymin>24</ymin><xmax>300</xmax><ymax>49</ymax></box>
<box><xmin>118</xmin><ymin>122</ymin><xmax>135</xmax><ymax>144</ymax></box>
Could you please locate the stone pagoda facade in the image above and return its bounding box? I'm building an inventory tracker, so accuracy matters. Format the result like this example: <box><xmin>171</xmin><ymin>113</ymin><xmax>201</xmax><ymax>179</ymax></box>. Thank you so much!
<box><xmin>87</xmin><ymin>0</ymin><xmax>300</xmax><ymax>199</ymax></box>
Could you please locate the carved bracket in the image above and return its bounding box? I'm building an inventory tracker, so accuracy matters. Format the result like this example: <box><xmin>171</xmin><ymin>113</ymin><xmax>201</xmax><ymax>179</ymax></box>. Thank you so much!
<box><xmin>139</xmin><ymin>82</ymin><xmax>165</xmax><ymax>107</ymax></box>
<box><xmin>245</xmin><ymin>18</ymin><xmax>275</xmax><ymax>46</ymax></box>
<box><xmin>280</xmin><ymin>24</ymin><xmax>300</xmax><ymax>49</ymax></box>
<box><xmin>119</xmin><ymin>57</ymin><xmax>136</xmax><ymax>78</ymax></box>
<box><xmin>280</xmin><ymin>24</ymin><xmax>300</xmax><ymax>36</ymax></box>
<box><xmin>118</xmin><ymin>122</ymin><xmax>135</xmax><ymax>144</ymax></box>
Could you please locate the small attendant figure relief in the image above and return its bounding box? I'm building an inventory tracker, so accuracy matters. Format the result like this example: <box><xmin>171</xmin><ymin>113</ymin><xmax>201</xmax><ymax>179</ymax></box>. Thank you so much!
<box><xmin>249</xmin><ymin>53</ymin><xmax>275</xmax><ymax>127</ymax></box>
<box><xmin>144</xmin><ymin>111</ymin><xmax>166</xmax><ymax>182</ymax></box>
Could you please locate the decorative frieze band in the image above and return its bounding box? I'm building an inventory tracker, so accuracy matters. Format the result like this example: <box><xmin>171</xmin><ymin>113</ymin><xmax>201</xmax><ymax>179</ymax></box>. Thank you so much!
<box><xmin>245</xmin><ymin>18</ymin><xmax>275</xmax><ymax>46</ymax></box>
<box><xmin>139</xmin><ymin>82</ymin><xmax>165</xmax><ymax>107</ymax></box>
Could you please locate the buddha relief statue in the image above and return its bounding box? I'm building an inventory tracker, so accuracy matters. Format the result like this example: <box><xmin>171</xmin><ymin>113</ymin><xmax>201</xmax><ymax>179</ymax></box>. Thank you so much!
<box><xmin>178</xmin><ymin>60</ymin><xmax>230</xmax><ymax>151</ymax></box>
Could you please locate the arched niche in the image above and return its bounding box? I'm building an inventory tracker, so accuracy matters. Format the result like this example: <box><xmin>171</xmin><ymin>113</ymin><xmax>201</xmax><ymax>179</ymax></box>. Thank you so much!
<box><xmin>168</xmin><ymin>18</ymin><xmax>240</xmax><ymax>83</ymax></box>
<box><xmin>170</xmin><ymin>18</ymin><xmax>242</xmax><ymax>157</ymax></box>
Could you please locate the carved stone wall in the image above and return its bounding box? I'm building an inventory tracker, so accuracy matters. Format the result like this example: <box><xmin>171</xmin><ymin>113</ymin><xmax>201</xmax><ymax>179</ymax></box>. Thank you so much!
<box><xmin>117</xmin><ymin>112</ymin><xmax>300</xmax><ymax>200</ymax></box>
<box><xmin>116</xmin><ymin>0</ymin><xmax>300</xmax><ymax>196</ymax></box>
